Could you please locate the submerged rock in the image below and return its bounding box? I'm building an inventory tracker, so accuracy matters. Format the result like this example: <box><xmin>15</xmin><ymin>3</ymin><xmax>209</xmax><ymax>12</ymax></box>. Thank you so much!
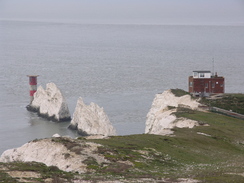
<box><xmin>145</xmin><ymin>89</ymin><xmax>201</xmax><ymax>135</ymax></box>
<box><xmin>26</xmin><ymin>83</ymin><xmax>71</xmax><ymax>122</ymax></box>
<box><xmin>69</xmin><ymin>97</ymin><xmax>116</xmax><ymax>136</ymax></box>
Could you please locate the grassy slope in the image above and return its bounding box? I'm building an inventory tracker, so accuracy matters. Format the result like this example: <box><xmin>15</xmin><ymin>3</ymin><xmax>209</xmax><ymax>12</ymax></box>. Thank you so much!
<box><xmin>201</xmin><ymin>93</ymin><xmax>244</xmax><ymax>115</ymax></box>
<box><xmin>0</xmin><ymin>161</ymin><xmax>75</xmax><ymax>182</ymax></box>
<box><xmin>170</xmin><ymin>88</ymin><xmax>190</xmax><ymax>97</ymax></box>
<box><xmin>1</xmin><ymin>112</ymin><xmax>243</xmax><ymax>182</ymax></box>
<box><xmin>1</xmin><ymin>102</ymin><xmax>244</xmax><ymax>182</ymax></box>
<box><xmin>90</xmin><ymin>111</ymin><xmax>244</xmax><ymax>182</ymax></box>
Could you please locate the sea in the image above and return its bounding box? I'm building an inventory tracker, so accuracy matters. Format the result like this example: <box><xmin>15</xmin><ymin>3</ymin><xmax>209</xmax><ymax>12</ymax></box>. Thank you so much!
<box><xmin>0</xmin><ymin>20</ymin><xmax>244</xmax><ymax>154</ymax></box>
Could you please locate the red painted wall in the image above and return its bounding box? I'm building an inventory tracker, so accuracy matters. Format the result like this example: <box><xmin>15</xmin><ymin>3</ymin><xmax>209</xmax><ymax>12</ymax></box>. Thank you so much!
<box><xmin>189</xmin><ymin>76</ymin><xmax>224</xmax><ymax>94</ymax></box>
<box><xmin>29</xmin><ymin>76</ymin><xmax>37</xmax><ymax>85</ymax></box>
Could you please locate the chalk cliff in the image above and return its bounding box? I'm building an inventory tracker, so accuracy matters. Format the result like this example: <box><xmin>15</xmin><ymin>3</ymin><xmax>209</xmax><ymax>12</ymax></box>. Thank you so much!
<box><xmin>27</xmin><ymin>82</ymin><xmax>71</xmax><ymax>121</ymax></box>
<box><xmin>69</xmin><ymin>97</ymin><xmax>116</xmax><ymax>136</ymax></box>
<box><xmin>0</xmin><ymin>137</ymin><xmax>108</xmax><ymax>173</ymax></box>
<box><xmin>145</xmin><ymin>89</ymin><xmax>201</xmax><ymax>135</ymax></box>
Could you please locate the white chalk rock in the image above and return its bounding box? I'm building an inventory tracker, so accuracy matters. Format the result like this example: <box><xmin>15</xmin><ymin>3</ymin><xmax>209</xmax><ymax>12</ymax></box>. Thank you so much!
<box><xmin>69</xmin><ymin>97</ymin><xmax>116</xmax><ymax>136</ymax></box>
<box><xmin>0</xmin><ymin>137</ymin><xmax>107</xmax><ymax>173</ymax></box>
<box><xmin>29</xmin><ymin>83</ymin><xmax>71</xmax><ymax>121</ymax></box>
<box><xmin>52</xmin><ymin>133</ymin><xmax>61</xmax><ymax>137</ymax></box>
<box><xmin>145</xmin><ymin>89</ymin><xmax>200</xmax><ymax>135</ymax></box>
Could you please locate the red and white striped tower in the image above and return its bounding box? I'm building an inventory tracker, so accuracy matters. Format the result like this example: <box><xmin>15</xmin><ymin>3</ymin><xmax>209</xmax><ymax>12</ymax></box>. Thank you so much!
<box><xmin>27</xmin><ymin>75</ymin><xmax>39</xmax><ymax>104</ymax></box>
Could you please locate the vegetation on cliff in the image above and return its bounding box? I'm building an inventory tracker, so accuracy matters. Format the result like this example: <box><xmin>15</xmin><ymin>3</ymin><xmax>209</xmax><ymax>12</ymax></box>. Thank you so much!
<box><xmin>170</xmin><ymin>88</ymin><xmax>190</xmax><ymax>97</ymax></box>
<box><xmin>0</xmin><ymin>161</ymin><xmax>74</xmax><ymax>183</ymax></box>
<box><xmin>201</xmin><ymin>93</ymin><xmax>244</xmax><ymax>115</ymax></box>
<box><xmin>1</xmin><ymin>90</ymin><xmax>244</xmax><ymax>182</ymax></box>
<box><xmin>1</xmin><ymin>109</ymin><xmax>243</xmax><ymax>182</ymax></box>
<box><xmin>90</xmin><ymin>110</ymin><xmax>244</xmax><ymax>182</ymax></box>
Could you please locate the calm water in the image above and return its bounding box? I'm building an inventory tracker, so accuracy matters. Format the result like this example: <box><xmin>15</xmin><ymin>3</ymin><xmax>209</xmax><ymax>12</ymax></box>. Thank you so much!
<box><xmin>0</xmin><ymin>20</ymin><xmax>244</xmax><ymax>154</ymax></box>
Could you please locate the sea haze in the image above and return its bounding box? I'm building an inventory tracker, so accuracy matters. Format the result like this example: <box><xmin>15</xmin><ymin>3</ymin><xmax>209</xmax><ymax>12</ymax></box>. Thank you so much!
<box><xmin>0</xmin><ymin>20</ymin><xmax>244</xmax><ymax>154</ymax></box>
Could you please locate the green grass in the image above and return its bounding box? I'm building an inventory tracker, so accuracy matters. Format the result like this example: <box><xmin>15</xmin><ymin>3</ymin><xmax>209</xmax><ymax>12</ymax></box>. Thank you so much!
<box><xmin>201</xmin><ymin>93</ymin><xmax>244</xmax><ymax>115</ymax></box>
<box><xmin>0</xmin><ymin>171</ymin><xmax>18</xmax><ymax>183</ymax></box>
<box><xmin>89</xmin><ymin>111</ymin><xmax>244</xmax><ymax>182</ymax></box>
<box><xmin>0</xmin><ymin>161</ymin><xmax>75</xmax><ymax>182</ymax></box>
<box><xmin>1</xmin><ymin>111</ymin><xmax>243</xmax><ymax>182</ymax></box>
<box><xmin>1</xmin><ymin>105</ymin><xmax>244</xmax><ymax>182</ymax></box>
<box><xmin>170</xmin><ymin>88</ymin><xmax>190</xmax><ymax>97</ymax></box>
<box><xmin>85</xmin><ymin>91</ymin><xmax>244</xmax><ymax>182</ymax></box>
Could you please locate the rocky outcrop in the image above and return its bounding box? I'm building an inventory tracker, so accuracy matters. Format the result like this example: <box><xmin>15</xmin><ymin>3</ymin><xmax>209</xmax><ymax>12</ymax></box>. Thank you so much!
<box><xmin>145</xmin><ymin>89</ymin><xmax>202</xmax><ymax>135</ymax></box>
<box><xmin>0</xmin><ymin>137</ymin><xmax>108</xmax><ymax>173</ymax></box>
<box><xmin>26</xmin><ymin>83</ymin><xmax>71</xmax><ymax>122</ymax></box>
<box><xmin>69</xmin><ymin>97</ymin><xmax>116</xmax><ymax>136</ymax></box>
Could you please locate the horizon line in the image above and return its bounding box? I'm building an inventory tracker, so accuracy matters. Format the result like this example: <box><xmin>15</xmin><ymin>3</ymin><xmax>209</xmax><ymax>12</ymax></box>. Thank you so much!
<box><xmin>1</xmin><ymin>18</ymin><xmax>244</xmax><ymax>27</ymax></box>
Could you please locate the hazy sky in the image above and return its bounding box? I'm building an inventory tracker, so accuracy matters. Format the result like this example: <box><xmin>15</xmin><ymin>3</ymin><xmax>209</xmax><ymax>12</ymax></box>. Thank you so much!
<box><xmin>0</xmin><ymin>0</ymin><xmax>244</xmax><ymax>25</ymax></box>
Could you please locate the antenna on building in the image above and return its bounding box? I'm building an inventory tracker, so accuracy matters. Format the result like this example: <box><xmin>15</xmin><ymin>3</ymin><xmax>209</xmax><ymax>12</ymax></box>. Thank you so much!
<box><xmin>212</xmin><ymin>58</ymin><xmax>215</xmax><ymax>76</ymax></box>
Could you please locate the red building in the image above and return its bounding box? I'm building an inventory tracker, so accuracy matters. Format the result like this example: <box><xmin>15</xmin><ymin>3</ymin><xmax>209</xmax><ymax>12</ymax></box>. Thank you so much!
<box><xmin>189</xmin><ymin>71</ymin><xmax>224</xmax><ymax>97</ymax></box>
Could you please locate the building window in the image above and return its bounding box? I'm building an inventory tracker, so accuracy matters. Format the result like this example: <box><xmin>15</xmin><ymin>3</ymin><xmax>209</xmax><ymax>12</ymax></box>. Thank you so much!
<box><xmin>200</xmin><ymin>73</ymin><xmax>204</xmax><ymax>78</ymax></box>
<box><xmin>189</xmin><ymin>82</ymin><xmax>193</xmax><ymax>87</ymax></box>
<box><xmin>205</xmin><ymin>83</ymin><xmax>208</xmax><ymax>88</ymax></box>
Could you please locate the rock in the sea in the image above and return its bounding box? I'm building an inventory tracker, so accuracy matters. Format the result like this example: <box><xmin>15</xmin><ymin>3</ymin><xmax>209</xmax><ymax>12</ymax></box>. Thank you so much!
<box><xmin>69</xmin><ymin>97</ymin><xmax>116</xmax><ymax>136</ymax></box>
<box><xmin>0</xmin><ymin>137</ymin><xmax>108</xmax><ymax>173</ymax></box>
<box><xmin>145</xmin><ymin>89</ymin><xmax>201</xmax><ymax>135</ymax></box>
<box><xmin>52</xmin><ymin>133</ymin><xmax>61</xmax><ymax>137</ymax></box>
<box><xmin>26</xmin><ymin>83</ymin><xmax>71</xmax><ymax>122</ymax></box>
